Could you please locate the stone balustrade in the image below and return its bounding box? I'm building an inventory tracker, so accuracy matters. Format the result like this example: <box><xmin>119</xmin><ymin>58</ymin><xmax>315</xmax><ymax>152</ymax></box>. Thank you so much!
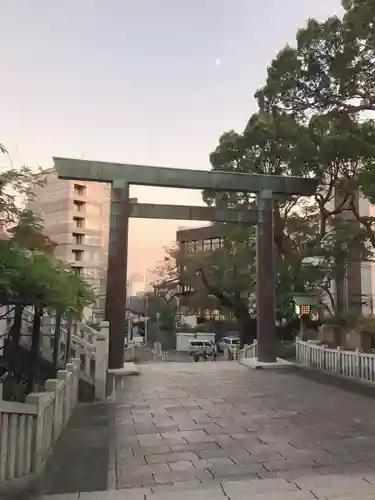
<box><xmin>0</xmin><ymin>306</ymin><xmax>110</xmax><ymax>401</ymax></box>
<box><xmin>296</xmin><ymin>339</ymin><xmax>375</xmax><ymax>384</ymax></box>
<box><xmin>0</xmin><ymin>358</ymin><xmax>80</xmax><ymax>490</ymax></box>
<box><xmin>0</xmin><ymin>309</ymin><xmax>110</xmax><ymax>493</ymax></box>
<box><xmin>238</xmin><ymin>340</ymin><xmax>258</xmax><ymax>360</ymax></box>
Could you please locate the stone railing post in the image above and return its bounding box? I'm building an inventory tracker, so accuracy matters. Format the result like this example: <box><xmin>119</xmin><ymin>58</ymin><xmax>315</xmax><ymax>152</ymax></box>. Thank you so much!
<box><xmin>243</xmin><ymin>344</ymin><xmax>248</xmax><ymax>359</ymax></box>
<box><xmin>25</xmin><ymin>393</ymin><xmax>46</xmax><ymax>473</ymax></box>
<box><xmin>335</xmin><ymin>346</ymin><xmax>342</xmax><ymax>374</ymax></box>
<box><xmin>45</xmin><ymin>379</ymin><xmax>60</xmax><ymax>443</ymax></box>
<box><xmin>66</xmin><ymin>363</ymin><xmax>76</xmax><ymax>415</ymax></box>
<box><xmin>57</xmin><ymin>370</ymin><xmax>69</xmax><ymax>425</ymax></box>
<box><xmin>81</xmin><ymin>328</ymin><xmax>91</xmax><ymax>376</ymax></box>
<box><xmin>321</xmin><ymin>345</ymin><xmax>327</xmax><ymax>370</ymax></box>
<box><xmin>355</xmin><ymin>348</ymin><xmax>361</xmax><ymax>378</ymax></box>
<box><xmin>94</xmin><ymin>321</ymin><xmax>109</xmax><ymax>400</ymax></box>
<box><xmin>296</xmin><ymin>340</ymin><xmax>300</xmax><ymax>363</ymax></box>
<box><xmin>71</xmin><ymin>357</ymin><xmax>81</xmax><ymax>406</ymax></box>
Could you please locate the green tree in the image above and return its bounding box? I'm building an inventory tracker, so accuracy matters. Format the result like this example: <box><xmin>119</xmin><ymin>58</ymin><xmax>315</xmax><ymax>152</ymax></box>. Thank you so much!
<box><xmin>256</xmin><ymin>0</ymin><xmax>375</xmax><ymax>118</ymax></box>
<box><xmin>9</xmin><ymin>210</ymin><xmax>57</xmax><ymax>254</ymax></box>
<box><xmin>194</xmin><ymin>106</ymin><xmax>373</xmax><ymax>332</ymax></box>
<box><xmin>143</xmin><ymin>291</ymin><xmax>176</xmax><ymax>331</ymax></box>
<box><xmin>254</xmin><ymin>0</ymin><xmax>375</xmax><ymax>250</ymax></box>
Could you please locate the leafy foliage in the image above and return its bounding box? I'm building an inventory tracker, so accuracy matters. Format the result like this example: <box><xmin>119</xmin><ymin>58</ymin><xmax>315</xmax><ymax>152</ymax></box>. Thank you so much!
<box><xmin>9</xmin><ymin>210</ymin><xmax>57</xmax><ymax>254</ymax></box>
<box><xmin>256</xmin><ymin>0</ymin><xmax>375</xmax><ymax>118</ymax></box>
<box><xmin>254</xmin><ymin>0</ymin><xmax>375</xmax><ymax>247</ymax></box>
<box><xmin>143</xmin><ymin>291</ymin><xmax>176</xmax><ymax>331</ymax></box>
<box><xmin>0</xmin><ymin>240</ymin><xmax>95</xmax><ymax>312</ymax></box>
<box><xmin>156</xmin><ymin>0</ymin><xmax>375</xmax><ymax>335</ymax></box>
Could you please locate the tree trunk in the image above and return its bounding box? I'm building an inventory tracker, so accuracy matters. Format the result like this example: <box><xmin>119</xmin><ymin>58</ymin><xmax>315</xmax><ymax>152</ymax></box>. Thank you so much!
<box><xmin>6</xmin><ymin>304</ymin><xmax>23</xmax><ymax>353</ymax></box>
<box><xmin>53</xmin><ymin>312</ymin><xmax>62</xmax><ymax>368</ymax></box>
<box><xmin>273</xmin><ymin>203</ymin><xmax>295</xmax><ymax>258</ymax></box>
<box><xmin>65</xmin><ymin>315</ymin><xmax>73</xmax><ymax>364</ymax></box>
<box><xmin>27</xmin><ymin>306</ymin><xmax>43</xmax><ymax>394</ymax></box>
<box><xmin>5</xmin><ymin>305</ymin><xmax>24</xmax><ymax>381</ymax></box>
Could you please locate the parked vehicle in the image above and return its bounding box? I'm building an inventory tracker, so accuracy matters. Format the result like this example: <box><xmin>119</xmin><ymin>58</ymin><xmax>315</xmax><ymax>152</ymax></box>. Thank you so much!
<box><xmin>188</xmin><ymin>339</ymin><xmax>215</xmax><ymax>357</ymax></box>
<box><xmin>217</xmin><ymin>336</ymin><xmax>240</xmax><ymax>353</ymax></box>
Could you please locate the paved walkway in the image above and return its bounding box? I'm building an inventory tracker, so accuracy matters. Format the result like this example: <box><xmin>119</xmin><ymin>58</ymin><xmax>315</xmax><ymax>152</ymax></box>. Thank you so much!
<box><xmin>42</xmin><ymin>361</ymin><xmax>375</xmax><ymax>499</ymax></box>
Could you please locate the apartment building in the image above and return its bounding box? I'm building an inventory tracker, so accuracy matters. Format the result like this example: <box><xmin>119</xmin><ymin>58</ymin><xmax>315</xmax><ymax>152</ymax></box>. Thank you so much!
<box><xmin>27</xmin><ymin>169</ymin><xmax>110</xmax><ymax>300</ymax></box>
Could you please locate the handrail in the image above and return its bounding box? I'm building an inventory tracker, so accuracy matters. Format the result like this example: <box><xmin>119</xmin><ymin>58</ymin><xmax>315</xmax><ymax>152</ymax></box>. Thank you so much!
<box><xmin>296</xmin><ymin>339</ymin><xmax>375</xmax><ymax>384</ymax></box>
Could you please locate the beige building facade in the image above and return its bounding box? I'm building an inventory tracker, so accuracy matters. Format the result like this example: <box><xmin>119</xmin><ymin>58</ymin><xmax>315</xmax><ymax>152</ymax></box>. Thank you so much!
<box><xmin>28</xmin><ymin>169</ymin><xmax>110</xmax><ymax>304</ymax></box>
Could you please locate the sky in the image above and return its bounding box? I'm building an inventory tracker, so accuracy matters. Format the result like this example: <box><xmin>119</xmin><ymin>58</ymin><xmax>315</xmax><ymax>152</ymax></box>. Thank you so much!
<box><xmin>1</xmin><ymin>0</ymin><xmax>344</xmax><ymax>289</ymax></box>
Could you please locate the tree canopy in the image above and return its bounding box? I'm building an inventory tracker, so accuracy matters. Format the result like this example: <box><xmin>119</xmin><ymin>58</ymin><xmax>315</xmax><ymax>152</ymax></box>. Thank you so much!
<box><xmin>0</xmin><ymin>240</ymin><xmax>95</xmax><ymax>313</ymax></box>
<box><xmin>156</xmin><ymin>0</ymin><xmax>375</xmax><ymax>341</ymax></box>
<box><xmin>254</xmin><ymin>0</ymin><xmax>375</xmax><ymax>246</ymax></box>
<box><xmin>256</xmin><ymin>0</ymin><xmax>375</xmax><ymax>119</ymax></box>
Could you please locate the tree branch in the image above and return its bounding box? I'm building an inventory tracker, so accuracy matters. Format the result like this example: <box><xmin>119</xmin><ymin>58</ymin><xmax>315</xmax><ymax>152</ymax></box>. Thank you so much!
<box><xmin>196</xmin><ymin>268</ymin><xmax>235</xmax><ymax>310</ymax></box>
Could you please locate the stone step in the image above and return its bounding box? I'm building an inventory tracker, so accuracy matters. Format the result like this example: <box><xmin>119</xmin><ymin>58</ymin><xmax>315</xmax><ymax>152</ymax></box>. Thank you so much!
<box><xmin>40</xmin><ymin>473</ymin><xmax>375</xmax><ymax>500</ymax></box>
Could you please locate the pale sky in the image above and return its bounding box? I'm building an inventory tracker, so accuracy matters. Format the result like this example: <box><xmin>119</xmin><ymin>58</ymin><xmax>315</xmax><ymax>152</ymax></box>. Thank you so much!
<box><xmin>1</xmin><ymin>0</ymin><xmax>343</xmax><ymax>287</ymax></box>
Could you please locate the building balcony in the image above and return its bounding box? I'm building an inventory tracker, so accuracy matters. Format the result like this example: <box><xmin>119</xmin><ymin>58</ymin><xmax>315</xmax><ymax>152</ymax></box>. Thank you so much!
<box><xmin>73</xmin><ymin>183</ymin><xmax>87</xmax><ymax>197</ymax></box>
<box><xmin>72</xmin><ymin>216</ymin><xmax>85</xmax><ymax>230</ymax></box>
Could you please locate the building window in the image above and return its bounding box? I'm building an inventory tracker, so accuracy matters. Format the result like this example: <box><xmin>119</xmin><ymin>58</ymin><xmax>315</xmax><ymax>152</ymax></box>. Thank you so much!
<box><xmin>73</xmin><ymin>266</ymin><xmax>83</xmax><ymax>276</ymax></box>
<box><xmin>74</xmin><ymin>184</ymin><xmax>86</xmax><ymax>196</ymax></box>
<box><xmin>73</xmin><ymin>200</ymin><xmax>86</xmax><ymax>212</ymax></box>
<box><xmin>73</xmin><ymin>217</ymin><xmax>85</xmax><ymax>229</ymax></box>
<box><xmin>187</xmin><ymin>241</ymin><xmax>195</xmax><ymax>253</ymax></box>
<box><xmin>203</xmin><ymin>239</ymin><xmax>212</xmax><ymax>251</ymax></box>
<box><xmin>73</xmin><ymin>232</ymin><xmax>84</xmax><ymax>245</ymax></box>
<box><xmin>211</xmin><ymin>238</ymin><xmax>222</xmax><ymax>250</ymax></box>
<box><xmin>72</xmin><ymin>249</ymin><xmax>84</xmax><ymax>262</ymax></box>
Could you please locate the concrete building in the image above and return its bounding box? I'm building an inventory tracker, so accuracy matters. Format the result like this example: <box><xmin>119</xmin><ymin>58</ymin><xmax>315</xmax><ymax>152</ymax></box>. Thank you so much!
<box><xmin>327</xmin><ymin>188</ymin><xmax>375</xmax><ymax>315</ymax></box>
<box><xmin>176</xmin><ymin>204</ymin><xmax>375</xmax><ymax>318</ymax></box>
<box><xmin>27</xmin><ymin>169</ymin><xmax>110</xmax><ymax>313</ymax></box>
<box><xmin>175</xmin><ymin>224</ymin><xmax>228</xmax><ymax>320</ymax></box>
<box><xmin>348</xmin><ymin>194</ymin><xmax>375</xmax><ymax>315</ymax></box>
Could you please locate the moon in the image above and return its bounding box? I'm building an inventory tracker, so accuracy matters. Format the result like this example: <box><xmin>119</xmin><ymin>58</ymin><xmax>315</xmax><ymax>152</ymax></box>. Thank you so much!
<box><xmin>215</xmin><ymin>58</ymin><xmax>221</xmax><ymax>67</ymax></box>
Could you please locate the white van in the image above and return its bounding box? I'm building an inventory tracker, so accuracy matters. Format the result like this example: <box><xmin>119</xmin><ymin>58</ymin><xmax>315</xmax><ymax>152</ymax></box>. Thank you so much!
<box><xmin>217</xmin><ymin>336</ymin><xmax>240</xmax><ymax>353</ymax></box>
<box><xmin>188</xmin><ymin>339</ymin><xmax>215</xmax><ymax>357</ymax></box>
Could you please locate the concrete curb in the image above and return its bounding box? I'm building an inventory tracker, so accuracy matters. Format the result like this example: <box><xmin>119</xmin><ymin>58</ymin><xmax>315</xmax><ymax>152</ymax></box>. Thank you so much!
<box><xmin>238</xmin><ymin>357</ymin><xmax>292</xmax><ymax>369</ymax></box>
<box><xmin>239</xmin><ymin>356</ymin><xmax>375</xmax><ymax>399</ymax></box>
<box><xmin>290</xmin><ymin>360</ymin><xmax>375</xmax><ymax>398</ymax></box>
<box><xmin>108</xmin><ymin>362</ymin><xmax>139</xmax><ymax>376</ymax></box>
<box><xmin>107</xmin><ymin>402</ymin><xmax>117</xmax><ymax>491</ymax></box>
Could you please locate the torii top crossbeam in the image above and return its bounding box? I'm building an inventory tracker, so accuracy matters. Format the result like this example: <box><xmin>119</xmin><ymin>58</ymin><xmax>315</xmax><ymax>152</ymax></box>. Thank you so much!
<box><xmin>53</xmin><ymin>157</ymin><xmax>318</xmax><ymax>196</ymax></box>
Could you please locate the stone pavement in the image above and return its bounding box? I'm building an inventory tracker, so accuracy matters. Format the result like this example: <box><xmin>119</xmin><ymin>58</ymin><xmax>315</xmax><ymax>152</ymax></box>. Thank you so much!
<box><xmin>42</xmin><ymin>361</ymin><xmax>375</xmax><ymax>499</ymax></box>
<box><xmin>40</xmin><ymin>473</ymin><xmax>375</xmax><ymax>499</ymax></box>
<box><xmin>40</xmin><ymin>401</ymin><xmax>111</xmax><ymax>496</ymax></box>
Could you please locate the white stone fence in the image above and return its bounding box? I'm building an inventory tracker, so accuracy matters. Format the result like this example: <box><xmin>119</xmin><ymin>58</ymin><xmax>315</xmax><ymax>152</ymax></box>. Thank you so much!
<box><xmin>32</xmin><ymin>313</ymin><xmax>110</xmax><ymax>401</ymax></box>
<box><xmin>238</xmin><ymin>340</ymin><xmax>258</xmax><ymax>360</ymax></box>
<box><xmin>0</xmin><ymin>358</ymin><xmax>80</xmax><ymax>488</ymax></box>
<box><xmin>296</xmin><ymin>339</ymin><xmax>375</xmax><ymax>383</ymax></box>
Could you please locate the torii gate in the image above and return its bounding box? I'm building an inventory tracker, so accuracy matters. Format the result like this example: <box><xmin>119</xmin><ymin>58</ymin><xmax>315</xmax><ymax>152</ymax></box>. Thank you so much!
<box><xmin>54</xmin><ymin>157</ymin><xmax>318</xmax><ymax>369</ymax></box>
